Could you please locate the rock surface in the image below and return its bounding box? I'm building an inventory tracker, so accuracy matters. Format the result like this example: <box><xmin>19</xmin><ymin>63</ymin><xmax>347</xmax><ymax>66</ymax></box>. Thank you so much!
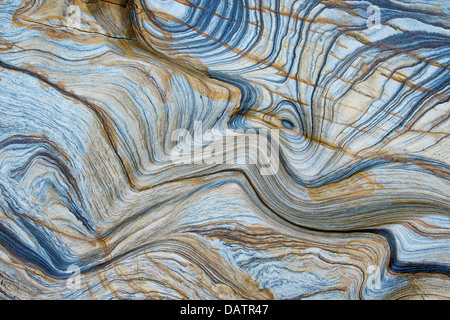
<box><xmin>0</xmin><ymin>0</ymin><xmax>449</xmax><ymax>299</ymax></box>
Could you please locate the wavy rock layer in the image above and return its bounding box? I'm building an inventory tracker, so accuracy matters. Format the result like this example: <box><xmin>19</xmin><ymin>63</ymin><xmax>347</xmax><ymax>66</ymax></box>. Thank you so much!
<box><xmin>0</xmin><ymin>0</ymin><xmax>449</xmax><ymax>299</ymax></box>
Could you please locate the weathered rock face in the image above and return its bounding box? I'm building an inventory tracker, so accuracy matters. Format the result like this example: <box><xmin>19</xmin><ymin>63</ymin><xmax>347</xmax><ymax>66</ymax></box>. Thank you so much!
<box><xmin>0</xmin><ymin>0</ymin><xmax>449</xmax><ymax>299</ymax></box>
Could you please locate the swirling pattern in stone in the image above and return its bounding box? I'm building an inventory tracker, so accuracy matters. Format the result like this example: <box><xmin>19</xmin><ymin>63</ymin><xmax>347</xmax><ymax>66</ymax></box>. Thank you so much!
<box><xmin>0</xmin><ymin>0</ymin><xmax>449</xmax><ymax>299</ymax></box>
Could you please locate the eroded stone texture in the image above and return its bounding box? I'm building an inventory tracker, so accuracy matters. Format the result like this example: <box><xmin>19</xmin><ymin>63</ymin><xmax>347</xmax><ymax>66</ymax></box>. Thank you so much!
<box><xmin>0</xmin><ymin>0</ymin><xmax>449</xmax><ymax>299</ymax></box>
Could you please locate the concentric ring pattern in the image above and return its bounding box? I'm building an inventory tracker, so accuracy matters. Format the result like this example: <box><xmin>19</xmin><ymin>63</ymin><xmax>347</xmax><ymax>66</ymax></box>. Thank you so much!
<box><xmin>0</xmin><ymin>0</ymin><xmax>449</xmax><ymax>299</ymax></box>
